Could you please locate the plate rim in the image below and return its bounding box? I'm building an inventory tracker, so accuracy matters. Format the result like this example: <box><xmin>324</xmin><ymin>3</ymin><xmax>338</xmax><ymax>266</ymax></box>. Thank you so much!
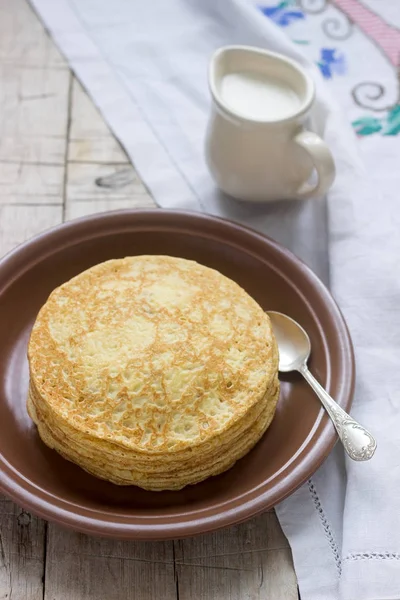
<box><xmin>0</xmin><ymin>209</ymin><xmax>355</xmax><ymax>540</ymax></box>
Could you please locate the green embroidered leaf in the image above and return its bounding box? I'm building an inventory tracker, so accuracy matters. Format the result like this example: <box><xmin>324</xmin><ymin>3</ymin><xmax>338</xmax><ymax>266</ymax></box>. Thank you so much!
<box><xmin>293</xmin><ymin>39</ymin><xmax>310</xmax><ymax>45</ymax></box>
<box><xmin>383</xmin><ymin>104</ymin><xmax>400</xmax><ymax>136</ymax></box>
<box><xmin>352</xmin><ymin>116</ymin><xmax>383</xmax><ymax>136</ymax></box>
<box><xmin>275</xmin><ymin>0</ymin><xmax>297</xmax><ymax>8</ymax></box>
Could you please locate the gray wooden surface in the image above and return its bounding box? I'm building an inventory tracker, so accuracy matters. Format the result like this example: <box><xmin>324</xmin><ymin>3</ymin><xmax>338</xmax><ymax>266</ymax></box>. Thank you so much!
<box><xmin>0</xmin><ymin>1</ymin><xmax>298</xmax><ymax>598</ymax></box>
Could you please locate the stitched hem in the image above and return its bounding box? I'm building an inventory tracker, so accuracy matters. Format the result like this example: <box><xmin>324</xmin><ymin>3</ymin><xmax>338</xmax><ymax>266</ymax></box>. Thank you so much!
<box><xmin>308</xmin><ymin>478</ymin><xmax>342</xmax><ymax>575</ymax></box>
<box><xmin>344</xmin><ymin>552</ymin><xmax>400</xmax><ymax>561</ymax></box>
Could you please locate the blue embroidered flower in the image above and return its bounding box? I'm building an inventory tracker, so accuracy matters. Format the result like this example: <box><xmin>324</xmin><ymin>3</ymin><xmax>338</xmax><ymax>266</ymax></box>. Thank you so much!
<box><xmin>317</xmin><ymin>48</ymin><xmax>346</xmax><ymax>79</ymax></box>
<box><xmin>259</xmin><ymin>1</ymin><xmax>305</xmax><ymax>27</ymax></box>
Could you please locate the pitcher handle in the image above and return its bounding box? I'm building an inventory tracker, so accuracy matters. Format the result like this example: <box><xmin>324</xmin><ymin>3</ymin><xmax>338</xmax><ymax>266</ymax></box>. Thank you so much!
<box><xmin>293</xmin><ymin>131</ymin><xmax>336</xmax><ymax>199</ymax></box>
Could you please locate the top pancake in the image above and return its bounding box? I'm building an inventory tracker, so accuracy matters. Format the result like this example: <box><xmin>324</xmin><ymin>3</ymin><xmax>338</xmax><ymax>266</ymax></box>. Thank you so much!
<box><xmin>28</xmin><ymin>256</ymin><xmax>278</xmax><ymax>455</ymax></box>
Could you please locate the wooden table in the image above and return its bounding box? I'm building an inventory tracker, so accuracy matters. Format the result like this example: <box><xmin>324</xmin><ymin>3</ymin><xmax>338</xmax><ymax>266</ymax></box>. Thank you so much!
<box><xmin>0</xmin><ymin>1</ymin><xmax>298</xmax><ymax>597</ymax></box>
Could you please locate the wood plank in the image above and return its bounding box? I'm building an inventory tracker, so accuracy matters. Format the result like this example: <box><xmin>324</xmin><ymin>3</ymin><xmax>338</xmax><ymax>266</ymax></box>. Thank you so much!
<box><xmin>174</xmin><ymin>513</ymin><xmax>297</xmax><ymax>600</ymax></box>
<box><xmin>0</xmin><ymin>2</ymin><xmax>67</xmax><ymax>598</ymax></box>
<box><xmin>0</xmin><ymin>203</ymin><xmax>62</xmax><ymax>255</ymax></box>
<box><xmin>65</xmin><ymin>162</ymin><xmax>154</xmax><ymax>221</ymax></box>
<box><xmin>0</xmin><ymin>162</ymin><xmax>64</xmax><ymax>205</ymax></box>
<box><xmin>68</xmin><ymin>79</ymin><xmax>130</xmax><ymax>165</ymax></box>
<box><xmin>0</xmin><ymin>200</ymin><xmax>62</xmax><ymax>600</ymax></box>
<box><xmin>43</xmin><ymin>526</ymin><xmax>177</xmax><ymax>600</ymax></box>
<box><xmin>0</xmin><ymin>64</ymin><xmax>70</xmax><ymax>164</ymax></box>
<box><xmin>0</xmin><ymin>498</ymin><xmax>46</xmax><ymax>600</ymax></box>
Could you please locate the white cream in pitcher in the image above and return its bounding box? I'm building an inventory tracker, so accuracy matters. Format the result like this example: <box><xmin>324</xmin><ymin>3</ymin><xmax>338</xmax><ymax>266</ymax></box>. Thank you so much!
<box><xmin>220</xmin><ymin>71</ymin><xmax>301</xmax><ymax>120</ymax></box>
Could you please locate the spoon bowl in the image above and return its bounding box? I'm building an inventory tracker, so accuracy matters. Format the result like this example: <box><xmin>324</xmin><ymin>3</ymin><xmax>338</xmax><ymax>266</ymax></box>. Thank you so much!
<box><xmin>267</xmin><ymin>311</ymin><xmax>311</xmax><ymax>372</ymax></box>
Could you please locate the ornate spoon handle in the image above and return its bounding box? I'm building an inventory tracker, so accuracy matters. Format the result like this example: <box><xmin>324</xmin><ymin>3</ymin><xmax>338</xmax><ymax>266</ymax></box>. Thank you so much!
<box><xmin>299</xmin><ymin>364</ymin><xmax>377</xmax><ymax>461</ymax></box>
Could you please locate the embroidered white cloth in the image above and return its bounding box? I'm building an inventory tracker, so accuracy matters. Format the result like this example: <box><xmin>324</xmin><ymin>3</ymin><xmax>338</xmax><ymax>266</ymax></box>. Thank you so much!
<box><xmin>30</xmin><ymin>0</ymin><xmax>400</xmax><ymax>598</ymax></box>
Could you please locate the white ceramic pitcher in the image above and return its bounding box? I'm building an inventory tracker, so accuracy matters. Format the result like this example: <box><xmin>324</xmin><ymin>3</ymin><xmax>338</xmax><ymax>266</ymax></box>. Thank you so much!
<box><xmin>205</xmin><ymin>46</ymin><xmax>335</xmax><ymax>202</ymax></box>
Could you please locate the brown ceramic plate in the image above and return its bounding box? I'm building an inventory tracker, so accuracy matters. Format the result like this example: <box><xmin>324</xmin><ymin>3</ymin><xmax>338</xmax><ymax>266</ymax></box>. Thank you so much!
<box><xmin>0</xmin><ymin>210</ymin><xmax>354</xmax><ymax>540</ymax></box>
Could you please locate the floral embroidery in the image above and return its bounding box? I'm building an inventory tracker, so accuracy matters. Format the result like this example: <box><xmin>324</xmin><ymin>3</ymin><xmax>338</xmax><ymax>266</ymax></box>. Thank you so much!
<box><xmin>353</xmin><ymin>105</ymin><xmax>400</xmax><ymax>136</ymax></box>
<box><xmin>352</xmin><ymin>116</ymin><xmax>382</xmax><ymax>136</ymax></box>
<box><xmin>259</xmin><ymin>1</ymin><xmax>305</xmax><ymax>27</ymax></box>
<box><xmin>260</xmin><ymin>5</ymin><xmax>346</xmax><ymax>79</ymax></box>
<box><xmin>317</xmin><ymin>48</ymin><xmax>346</xmax><ymax>79</ymax></box>
<box><xmin>259</xmin><ymin>0</ymin><xmax>400</xmax><ymax>136</ymax></box>
<box><xmin>385</xmin><ymin>105</ymin><xmax>400</xmax><ymax>135</ymax></box>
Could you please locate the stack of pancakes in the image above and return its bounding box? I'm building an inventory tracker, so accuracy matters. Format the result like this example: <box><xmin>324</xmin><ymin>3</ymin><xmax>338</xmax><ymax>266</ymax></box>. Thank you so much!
<box><xmin>28</xmin><ymin>255</ymin><xmax>279</xmax><ymax>491</ymax></box>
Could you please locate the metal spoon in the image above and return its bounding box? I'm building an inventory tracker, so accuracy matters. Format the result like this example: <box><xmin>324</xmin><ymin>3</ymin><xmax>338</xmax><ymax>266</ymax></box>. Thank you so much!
<box><xmin>267</xmin><ymin>311</ymin><xmax>376</xmax><ymax>461</ymax></box>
